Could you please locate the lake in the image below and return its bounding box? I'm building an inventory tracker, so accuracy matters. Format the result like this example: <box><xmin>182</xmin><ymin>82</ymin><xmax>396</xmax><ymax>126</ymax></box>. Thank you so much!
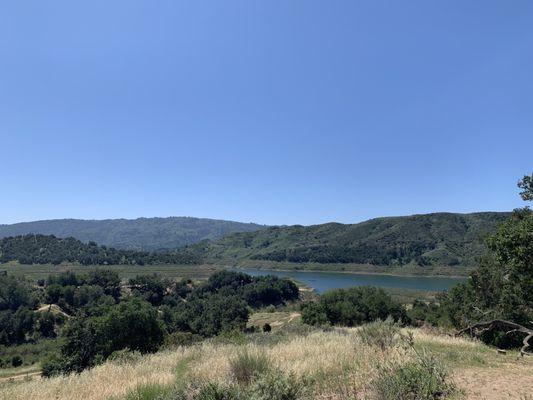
<box><xmin>237</xmin><ymin>268</ymin><xmax>466</xmax><ymax>293</ymax></box>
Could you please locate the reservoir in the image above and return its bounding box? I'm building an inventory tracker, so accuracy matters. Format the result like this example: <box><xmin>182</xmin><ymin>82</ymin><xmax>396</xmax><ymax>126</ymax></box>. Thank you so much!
<box><xmin>238</xmin><ymin>268</ymin><xmax>466</xmax><ymax>293</ymax></box>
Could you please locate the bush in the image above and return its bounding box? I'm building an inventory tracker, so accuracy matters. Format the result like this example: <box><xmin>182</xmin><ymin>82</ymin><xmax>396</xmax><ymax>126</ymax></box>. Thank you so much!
<box><xmin>165</xmin><ymin>332</ymin><xmax>203</xmax><ymax>348</ymax></box>
<box><xmin>108</xmin><ymin>348</ymin><xmax>143</xmax><ymax>365</ymax></box>
<box><xmin>372</xmin><ymin>352</ymin><xmax>456</xmax><ymax>400</ymax></box>
<box><xmin>229</xmin><ymin>350</ymin><xmax>272</xmax><ymax>386</ymax></box>
<box><xmin>249</xmin><ymin>369</ymin><xmax>303</xmax><ymax>400</ymax></box>
<box><xmin>41</xmin><ymin>354</ymin><xmax>65</xmax><ymax>378</ymax></box>
<box><xmin>124</xmin><ymin>383</ymin><xmax>172</xmax><ymax>400</ymax></box>
<box><xmin>302</xmin><ymin>286</ymin><xmax>406</xmax><ymax>327</ymax></box>
<box><xmin>195</xmin><ymin>383</ymin><xmax>241</xmax><ymax>400</ymax></box>
<box><xmin>11</xmin><ymin>355</ymin><xmax>23</xmax><ymax>367</ymax></box>
<box><xmin>357</xmin><ymin>317</ymin><xmax>401</xmax><ymax>351</ymax></box>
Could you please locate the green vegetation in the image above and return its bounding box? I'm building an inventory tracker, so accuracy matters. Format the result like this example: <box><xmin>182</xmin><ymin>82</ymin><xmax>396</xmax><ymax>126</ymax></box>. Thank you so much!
<box><xmin>373</xmin><ymin>351</ymin><xmax>456</xmax><ymax>400</ymax></box>
<box><xmin>301</xmin><ymin>286</ymin><xmax>406</xmax><ymax>327</ymax></box>
<box><xmin>408</xmin><ymin>174</ymin><xmax>533</xmax><ymax>349</ymax></box>
<box><xmin>0</xmin><ymin>234</ymin><xmax>200</xmax><ymax>265</ymax></box>
<box><xmin>0</xmin><ymin>269</ymin><xmax>299</xmax><ymax>376</ymax></box>
<box><xmin>0</xmin><ymin>217</ymin><xmax>264</xmax><ymax>251</ymax></box>
<box><xmin>205</xmin><ymin>212</ymin><xmax>508</xmax><ymax>270</ymax></box>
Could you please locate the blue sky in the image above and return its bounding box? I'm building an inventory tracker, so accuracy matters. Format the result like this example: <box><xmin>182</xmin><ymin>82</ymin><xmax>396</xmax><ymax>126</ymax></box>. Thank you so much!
<box><xmin>1</xmin><ymin>1</ymin><xmax>532</xmax><ymax>225</ymax></box>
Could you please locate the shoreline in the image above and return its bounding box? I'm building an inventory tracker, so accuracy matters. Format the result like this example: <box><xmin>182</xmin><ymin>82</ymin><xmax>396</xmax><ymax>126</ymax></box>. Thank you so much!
<box><xmin>222</xmin><ymin>264</ymin><xmax>469</xmax><ymax>279</ymax></box>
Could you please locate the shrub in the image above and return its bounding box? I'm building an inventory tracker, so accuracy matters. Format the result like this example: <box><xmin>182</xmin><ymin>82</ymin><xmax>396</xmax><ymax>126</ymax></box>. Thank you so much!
<box><xmin>41</xmin><ymin>354</ymin><xmax>65</xmax><ymax>378</ymax></box>
<box><xmin>124</xmin><ymin>383</ymin><xmax>171</xmax><ymax>400</ymax></box>
<box><xmin>229</xmin><ymin>350</ymin><xmax>272</xmax><ymax>385</ymax></box>
<box><xmin>372</xmin><ymin>352</ymin><xmax>456</xmax><ymax>400</ymax></box>
<box><xmin>302</xmin><ymin>286</ymin><xmax>406</xmax><ymax>327</ymax></box>
<box><xmin>249</xmin><ymin>369</ymin><xmax>303</xmax><ymax>400</ymax></box>
<box><xmin>357</xmin><ymin>317</ymin><xmax>401</xmax><ymax>351</ymax></box>
<box><xmin>11</xmin><ymin>355</ymin><xmax>23</xmax><ymax>367</ymax></box>
<box><xmin>195</xmin><ymin>382</ymin><xmax>241</xmax><ymax>400</ymax></box>
<box><xmin>108</xmin><ymin>348</ymin><xmax>143</xmax><ymax>365</ymax></box>
<box><xmin>165</xmin><ymin>332</ymin><xmax>203</xmax><ymax>348</ymax></box>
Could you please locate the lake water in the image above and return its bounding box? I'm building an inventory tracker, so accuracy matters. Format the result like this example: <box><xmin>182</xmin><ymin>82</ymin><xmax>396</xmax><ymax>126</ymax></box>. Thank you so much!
<box><xmin>238</xmin><ymin>268</ymin><xmax>466</xmax><ymax>293</ymax></box>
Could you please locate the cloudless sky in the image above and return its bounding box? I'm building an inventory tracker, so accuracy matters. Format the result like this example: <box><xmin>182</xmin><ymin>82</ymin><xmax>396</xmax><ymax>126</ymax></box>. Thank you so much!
<box><xmin>1</xmin><ymin>1</ymin><xmax>532</xmax><ymax>225</ymax></box>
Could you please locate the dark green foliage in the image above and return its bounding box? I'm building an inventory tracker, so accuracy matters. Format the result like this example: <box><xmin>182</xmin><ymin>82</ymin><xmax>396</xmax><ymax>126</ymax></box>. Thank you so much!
<box><xmin>0</xmin><ymin>217</ymin><xmax>264</xmax><ymax>251</ymax></box>
<box><xmin>437</xmin><ymin>209</ymin><xmax>533</xmax><ymax>347</ymax></box>
<box><xmin>129</xmin><ymin>274</ymin><xmax>168</xmax><ymax>306</ymax></box>
<box><xmin>416</xmin><ymin>179</ymin><xmax>533</xmax><ymax>348</ymax></box>
<box><xmin>51</xmin><ymin>297</ymin><xmax>165</xmax><ymax>374</ymax></box>
<box><xmin>518</xmin><ymin>173</ymin><xmax>533</xmax><ymax>201</ymax></box>
<box><xmin>171</xmin><ymin>294</ymin><xmax>250</xmax><ymax>337</ymax></box>
<box><xmin>0</xmin><ymin>234</ymin><xmax>201</xmax><ymax>265</ymax></box>
<box><xmin>206</xmin><ymin>212</ymin><xmax>508</xmax><ymax>267</ymax></box>
<box><xmin>164</xmin><ymin>331</ymin><xmax>203</xmax><ymax>348</ymax></box>
<box><xmin>0</xmin><ymin>275</ymin><xmax>40</xmax><ymax>345</ymax></box>
<box><xmin>301</xmin><ymin>286</ymin><xmax>406</xmax><ymax>327</ymax></box>
<box><xmin>11</xmin><ymin>355</ymin><xmax>22</xmax><ymax>367</ymax></box>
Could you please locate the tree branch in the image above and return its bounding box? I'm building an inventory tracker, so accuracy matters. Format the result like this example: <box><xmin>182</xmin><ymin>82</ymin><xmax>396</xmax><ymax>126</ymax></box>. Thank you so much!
<box><xmin>456</xmin><ymin>319</ymin><xmax>533</xmax><ymax>357</ymax></box>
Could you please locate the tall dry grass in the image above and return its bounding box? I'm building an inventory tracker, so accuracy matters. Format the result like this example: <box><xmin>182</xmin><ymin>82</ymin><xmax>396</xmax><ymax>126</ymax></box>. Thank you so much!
<box><xmin>0</xmin><ymin>328</ymin><xmax>482</xmax><ymax>400</ymax></box>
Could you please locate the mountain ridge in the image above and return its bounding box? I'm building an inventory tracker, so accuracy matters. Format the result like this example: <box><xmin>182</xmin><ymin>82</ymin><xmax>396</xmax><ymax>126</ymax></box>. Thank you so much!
<box><xmin>203</xmin><ymin>211</ymin><xmax>511</xmax><ymax>269</ymax></box>
<box><xmin>0</xmin><ymin>217</ymin><xmax>265</xmax><ymax>251</ymax></box>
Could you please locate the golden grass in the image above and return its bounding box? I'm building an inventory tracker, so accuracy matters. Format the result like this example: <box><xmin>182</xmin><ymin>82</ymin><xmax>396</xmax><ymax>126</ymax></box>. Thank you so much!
<box><xmin>0</xmin><ymin>349</ymin><xmax>190</xmax><ymax>400</ymax></box>
<box><xmin>1</xmin><ymin>327</ymin><xmax>532</xmax><ymax>400</ymax></box>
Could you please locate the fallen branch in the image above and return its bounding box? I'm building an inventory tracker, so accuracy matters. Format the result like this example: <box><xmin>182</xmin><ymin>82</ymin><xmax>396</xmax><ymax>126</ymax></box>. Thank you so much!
<box><xmin>456</xmin><ymin>319</ymin><xmax>533</xmax><ymax>357</ymax></box>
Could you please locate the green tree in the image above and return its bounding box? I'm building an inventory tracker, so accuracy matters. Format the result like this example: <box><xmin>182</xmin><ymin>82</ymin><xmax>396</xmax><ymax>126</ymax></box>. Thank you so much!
<box><xmin>441</xmin><ymin>175</ymin><xmax>533</xmax><ymax>347</ymax></box>
<box><xmin>54</xmin><ymin>298</ymin><xmax>165</xmax><ymax>374</ymax></box>
<box><xmin>302</xmin><ymin>286</ymin><xmax>406</xmax><ymax>327</ymax></box>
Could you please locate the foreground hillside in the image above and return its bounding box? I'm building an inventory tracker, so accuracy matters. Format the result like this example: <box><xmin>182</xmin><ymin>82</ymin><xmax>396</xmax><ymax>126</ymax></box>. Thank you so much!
<box><xmin>2</xmin><ymin>323</ymin><xmax>531</xmax><ymax>400</ymax></box>
<box><xmin>206</xmin><ymin>212</ymin><xmax>509</xmax><ymax>269</ymax></box>
<box><xmin>0</xmin><ymin>217</ymin><xmax>265</xmax><ymax>251</ymax></box>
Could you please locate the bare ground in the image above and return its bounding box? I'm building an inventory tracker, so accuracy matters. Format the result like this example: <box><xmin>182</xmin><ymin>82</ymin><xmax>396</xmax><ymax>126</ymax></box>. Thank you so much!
<box><xmin>455</xmin><ymin>362</ymin><xmax>533</xmax><ymax>399</ymax></box>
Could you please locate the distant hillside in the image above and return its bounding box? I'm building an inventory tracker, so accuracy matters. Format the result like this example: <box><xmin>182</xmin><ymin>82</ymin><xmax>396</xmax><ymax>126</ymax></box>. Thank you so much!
<box><xmin>0</xmin><ymin>234</ymin><xmax>200</xmax><ymax>265</ymax></box>
<box><xmin>205</xmin><ymin>212</ymin><xmax>510</xmax><ymax>268</ymax></box>
<box><xmin>0</xmin><ymin>217</ymin><xmax>265</xmax><ymax>251</ymax></box>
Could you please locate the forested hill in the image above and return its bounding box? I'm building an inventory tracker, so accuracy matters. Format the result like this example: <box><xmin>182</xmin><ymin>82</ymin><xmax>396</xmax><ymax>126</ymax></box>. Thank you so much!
<box><xmin>0</xmin><ymin>217</ymin><xmax>264</xmax><ymax>251</ymax></box>
<box><xmin>205</xmin><ymin>212</ymin><xmax>510</xmax><ymax>268</ymax></box>
<box><xmin>0</xmin><ymin>234</ymin><xmax>201</xmax><ymax>265</ymax></box>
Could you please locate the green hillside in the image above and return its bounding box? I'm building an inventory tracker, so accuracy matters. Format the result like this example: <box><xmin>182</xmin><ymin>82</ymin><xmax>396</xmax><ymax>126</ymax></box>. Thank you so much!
<box><xmin>0</xmin><ymin>217</ymin><xmax>264</xmax><ymax>251</ymax></box>
<box><xmin>0</xmin><ymin>234</ymin><xmax>200</xmax><ymax>265</ymax></box>
<box><xmin>205</xmin><ymin>212</ymin><xmax>510</xmax><ymax>268</ymax></box>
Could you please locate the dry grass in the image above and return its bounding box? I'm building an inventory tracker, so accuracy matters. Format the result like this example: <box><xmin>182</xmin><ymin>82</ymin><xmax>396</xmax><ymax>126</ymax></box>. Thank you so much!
<box><xmin>0</xmin><ymin>349</ymin><xmax>191</xmax><ymax>400</ymax></box>
<box><xmin>1</xmin><ymin>326</ymin><xmax>532</xmax><ymax>400</ymax></box>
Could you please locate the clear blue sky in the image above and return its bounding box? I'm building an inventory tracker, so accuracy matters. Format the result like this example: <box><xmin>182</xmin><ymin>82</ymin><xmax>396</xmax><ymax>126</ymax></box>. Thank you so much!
<box><xmin>1</xmin><ymin>1</ymin><xmax>532</xmax><ymax>225</ymax></box>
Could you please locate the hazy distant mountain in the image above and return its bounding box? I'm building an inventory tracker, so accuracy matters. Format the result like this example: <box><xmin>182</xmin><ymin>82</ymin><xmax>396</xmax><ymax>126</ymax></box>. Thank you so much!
<box><xmin>0</xmin><ymin>217</ymin><xmax>265</xmax><ymax>251</ymax></box>
<box><xmin>205</xmin><ymin>212</ymin><xmax>510</xmax><ymax>268</ymax></box>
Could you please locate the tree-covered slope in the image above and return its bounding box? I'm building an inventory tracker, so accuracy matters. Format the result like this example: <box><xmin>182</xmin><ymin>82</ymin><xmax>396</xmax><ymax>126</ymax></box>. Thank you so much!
<box><xmin>0</xmin><ymin>217</ymin><xmax>265</xmax><ymax>251</ymax></box>
<box><xmin>0</xmin><ymin>234</ymin><xmax>200</xmax><ymax>265</ymax></box>
<box><xmin>206</xmin><ymin>212</ymin><xmax>510</xmax><ymax>268</ymax></box>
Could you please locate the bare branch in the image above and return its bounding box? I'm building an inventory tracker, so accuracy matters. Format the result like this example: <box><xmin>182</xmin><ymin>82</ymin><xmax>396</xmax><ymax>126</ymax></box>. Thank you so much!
<box><xmin>456</xmin><ymin>319</ymin><xmax>533</xmax><ymax>357</ymax></box>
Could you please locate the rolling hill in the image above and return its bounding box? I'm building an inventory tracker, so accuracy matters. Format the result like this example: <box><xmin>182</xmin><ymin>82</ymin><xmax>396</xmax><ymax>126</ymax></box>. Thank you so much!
<box><xmin>0</xmin><ymin>234</ymin><xmax>200</xmax><ymax>265</ymax></box>
<box><xmin>205</xmin><ymin>212</ymin><xmax>510</xmax><ymax>269</ymax></box>
<box><xmin>0</xmin><ymin>217</ymin><xmax>265</xmax><ymax>251</ymax></box>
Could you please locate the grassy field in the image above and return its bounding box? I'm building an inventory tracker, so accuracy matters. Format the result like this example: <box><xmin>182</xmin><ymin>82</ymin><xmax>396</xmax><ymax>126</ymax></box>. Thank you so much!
<box><xmin>1</xmin><ymin>313</ymin><xmax>531</xmax><ymax>400</ymax></box>
<box><xmin>0</xmin><ymin>263</ymin><xmax>219</xmax><ymax>282</ymax></box>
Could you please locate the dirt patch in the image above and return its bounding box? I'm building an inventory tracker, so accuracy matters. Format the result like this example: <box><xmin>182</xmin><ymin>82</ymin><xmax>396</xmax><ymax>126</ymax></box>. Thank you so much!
<box><xmin>454</xmin><ymin>363</ymin><xmax>533</xmax><ymax>399</ymax></box>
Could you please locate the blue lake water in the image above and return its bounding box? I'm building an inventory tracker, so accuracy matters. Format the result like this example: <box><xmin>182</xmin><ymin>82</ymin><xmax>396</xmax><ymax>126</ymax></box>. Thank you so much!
<box><xmin>237</xmin><ymin>268</ymin><xmax>466</xmax><ymax>293</ymax></box>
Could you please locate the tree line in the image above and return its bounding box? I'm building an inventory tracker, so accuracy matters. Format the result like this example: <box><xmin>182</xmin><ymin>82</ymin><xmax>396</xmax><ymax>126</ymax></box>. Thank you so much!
<box><xmin>0</xmin><ymin>269</ymin><xmax>299</xmax><ymax>375</ymax></box>
<box><xmin>0</xmin><ymin>234</ymin><xmax>201</xmax><ymax>265</ymax></box>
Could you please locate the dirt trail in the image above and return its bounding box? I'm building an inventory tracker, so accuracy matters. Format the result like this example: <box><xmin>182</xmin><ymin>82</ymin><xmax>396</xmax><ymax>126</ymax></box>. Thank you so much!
<box><xmin>455</xmin><ymin>363</ymin><xmax>533</xmax><ymax>399</ymax></box>
<box><xmin>0</xmin><ymin>371</ymin><xmax>41</xmax><ymax>383</ymax></box>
